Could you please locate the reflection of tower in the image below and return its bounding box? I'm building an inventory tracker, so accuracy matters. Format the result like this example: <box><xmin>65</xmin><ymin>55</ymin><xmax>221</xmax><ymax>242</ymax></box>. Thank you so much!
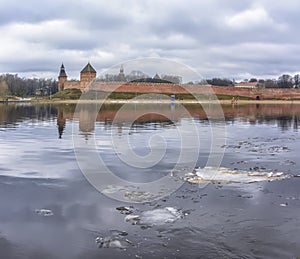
<box><xmin>79</xmin><ymin>105</ymin><xmax>96</xmax><ymax>140</ymax></box>
<box><xmin>57</xmin><ymin>109</ymin><xmax>66</xmax><ymax>139</ymax></box>
<box><xmin>58</xmin><ymin>63</ymin><xmax>67</xmax><ymax>91</ymax></box>
<box><xmin>117</xmin><ymin>65</ymin><xmax>126</xmax><ymax>82</ymax></box>
<box><xmin>80</xmin><ymin>62</ymin><xmax>97</xmax><ymax>91</ymax></box>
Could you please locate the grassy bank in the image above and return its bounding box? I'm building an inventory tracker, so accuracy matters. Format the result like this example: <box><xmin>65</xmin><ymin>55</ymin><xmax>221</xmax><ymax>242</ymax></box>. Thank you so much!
<box><xmin>9</xmin><ymin>88</ymin><xmax>300</xmax><ymax>105</ymax></box>
<box><xmin>50</xmin><ymin>89</ymin><xmax>255</xmax><ymax>101</ymax></box>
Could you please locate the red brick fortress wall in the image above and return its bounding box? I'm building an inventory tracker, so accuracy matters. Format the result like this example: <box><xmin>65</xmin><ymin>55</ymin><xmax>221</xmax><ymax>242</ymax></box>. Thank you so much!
<box><xmin>86</xmin><ymin>82</ymin><xmax>300</xmax><ymax>100</ymax></box>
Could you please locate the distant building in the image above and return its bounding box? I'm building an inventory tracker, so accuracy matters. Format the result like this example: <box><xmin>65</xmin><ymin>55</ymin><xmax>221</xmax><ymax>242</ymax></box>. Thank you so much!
<box><xmin>153</xmin><ymin>73</ymin><xmax>160</xmax><ymax>80</ymax></box>
<box><xmin>234</xmin><ymin>82</ymin><xmax>260</xmax><ymax>88</ymax></box>
<box><xmin>116</xmin><ymin>65</ymin><xmax>126</xmax><ymax>82</ymax></box>
<box><xmin>58</xmin><ymin>62</ymin><xmax>97</xmax><ymax>92</ymax></box>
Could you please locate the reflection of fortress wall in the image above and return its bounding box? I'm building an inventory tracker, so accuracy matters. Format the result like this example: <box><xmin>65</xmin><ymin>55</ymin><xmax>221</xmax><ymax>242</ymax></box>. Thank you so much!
<box><xmin>61</xmin><ymin>104</ymin><xmax>300</xmax><ymax>123</ymax></box>
<box><xmin>97</xmin><ymin>110</ymin><xmax>179</xmax><ymax>123</ymax></box>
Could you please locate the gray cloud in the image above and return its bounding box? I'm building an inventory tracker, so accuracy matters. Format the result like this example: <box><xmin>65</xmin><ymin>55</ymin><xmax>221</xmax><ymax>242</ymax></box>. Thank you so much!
<box><xmin>0</xmin><ymin>0</ymin><xmax>300</xmax><ymax>80</ymax></box>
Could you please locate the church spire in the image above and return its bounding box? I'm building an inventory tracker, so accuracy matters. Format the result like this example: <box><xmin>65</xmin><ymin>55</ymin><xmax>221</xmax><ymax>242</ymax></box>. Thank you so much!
<box><xmin>58</xmin><ymin>63</ymin><xmax>68</xmax><ymax>91</ymax></box>
<box><xmin>59</xmin><ymin>63</ymin><xmax>67</xmax><ymax>78</ymax></box>
<box><xmin>117</xmin><ymin>64</ymin><xmax>126</xmax><ymax>81</ymax></box>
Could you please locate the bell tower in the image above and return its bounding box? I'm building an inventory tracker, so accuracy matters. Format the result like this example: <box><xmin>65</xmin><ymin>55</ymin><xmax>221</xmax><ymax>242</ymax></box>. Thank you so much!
<box><xmin>58</xmin><ymin>63</ymin><xmax>68</xmax><ymax>91</ymax></box>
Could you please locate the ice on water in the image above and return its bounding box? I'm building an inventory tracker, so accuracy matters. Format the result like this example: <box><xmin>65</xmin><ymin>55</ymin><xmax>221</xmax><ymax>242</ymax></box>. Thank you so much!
<box><xmin>140</xmin><ymin>207</ymin><xmax>183</xmax><ymax>225</ymax></box>
<box><xmin>183</xmin><ymin>166</ymin><xmax>290</xmax><ymax>184</ymax></box>
<box><xmin>123</xmin><ymin>207</ymin><xmax>183</xmax><ymax>226</ymax></box>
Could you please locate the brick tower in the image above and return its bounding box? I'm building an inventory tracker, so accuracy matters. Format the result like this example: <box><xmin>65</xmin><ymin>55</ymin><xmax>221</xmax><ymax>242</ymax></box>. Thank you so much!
<box><xmin>58</xmin><ymin>63</ymin><xmax>68</xmax><ymax>91</ymax></box>
<box><xmin>80</xmin><ymin>62</ymin><xmax>96</xmax><ymax>91</ymax></box>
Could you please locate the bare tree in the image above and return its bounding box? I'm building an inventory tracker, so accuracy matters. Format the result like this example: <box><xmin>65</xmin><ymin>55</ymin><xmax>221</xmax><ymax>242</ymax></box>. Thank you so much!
<box><xmin>161</xmin><ymin>75</ymin><xmax>182</xmax><ymax>84</ymax></box>
<box><xmin>0</xmin><ymin>80</ymin><xmax>8</xmax><ymax>100</ymax></box>
<box><xmin>277</xmin><ymin>74</ymin><xmax>293</xmax><ymax>88</ymax></box>
<box><xmin>0</xmin><ymin>74</ymin><xmax>58</xmax><ymax>97</ymax></box>
<box><xmin>294</xmin><ymin>74</ymin><xmax>300</xmax><ymax>88</ymax></box>
<box><xmin>249</xmin><ymin>78</ymin><xmax>258</xmax><ymax>82</ymax></box>
<box><xmin>265</xmin><ymin>79</ymin><xmax>277</xmax><ymax>88</ymax></box>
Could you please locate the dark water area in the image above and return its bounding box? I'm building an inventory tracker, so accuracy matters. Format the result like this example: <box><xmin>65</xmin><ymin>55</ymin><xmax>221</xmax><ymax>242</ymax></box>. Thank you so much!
<box><xmin>0</xmin><ymin>102</ymin><xmax>300</xmax><ymax>258</ymax></box>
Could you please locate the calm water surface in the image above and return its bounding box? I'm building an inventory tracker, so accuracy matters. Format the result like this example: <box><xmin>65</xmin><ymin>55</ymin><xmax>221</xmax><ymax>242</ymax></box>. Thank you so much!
<box><xmin>0</xmin><ymin>103</ymin><xmax>300</xmax><ymax>259</ymax></box>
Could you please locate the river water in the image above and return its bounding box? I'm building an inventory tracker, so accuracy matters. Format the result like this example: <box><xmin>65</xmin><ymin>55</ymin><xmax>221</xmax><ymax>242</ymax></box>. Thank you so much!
<box><xmin>0</xmin><ymin>103</ymin><xmax>300</xmax><ymax>259</ymax></box>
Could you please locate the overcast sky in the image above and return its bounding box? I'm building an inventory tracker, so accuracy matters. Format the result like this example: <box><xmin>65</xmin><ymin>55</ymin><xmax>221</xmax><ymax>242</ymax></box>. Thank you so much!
<box><xmin>1</xmin><ymin>0</ymin><xmax>300</xmax><ymax>81</ymax></box>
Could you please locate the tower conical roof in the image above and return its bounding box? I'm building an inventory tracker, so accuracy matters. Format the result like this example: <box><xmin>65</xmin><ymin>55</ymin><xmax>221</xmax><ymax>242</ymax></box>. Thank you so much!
<box><xmin>59</xmin><ymin>63</ymin><xmax>67</xmax><ymax>77</ymax></box>
<box><xmin>81</xmin><ymin>62</ymin><xmax>96</xmax><ymax>73</ymax></box>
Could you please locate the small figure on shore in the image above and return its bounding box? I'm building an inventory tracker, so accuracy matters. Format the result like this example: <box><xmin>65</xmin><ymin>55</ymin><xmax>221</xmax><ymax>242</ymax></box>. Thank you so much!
<box><xmin>231</xmin><ymin>97</ymin><xmax>238</xmax><ymax>105</ymax></box>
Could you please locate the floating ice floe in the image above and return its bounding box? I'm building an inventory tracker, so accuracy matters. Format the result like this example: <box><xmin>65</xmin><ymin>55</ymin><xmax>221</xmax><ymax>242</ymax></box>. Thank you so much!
<box><xmin>181</xmin><ymin>167</ymin><xmax>290</xmax><ymax>184</ymax></box>
<box><xmin>123</xmin><ymin>207</ymin><xmax>183</xmax><ymax>226</ymax></box>
<box><xmin>102</xmin><ymin>185</ymin><xmax>129</xmax><ymax>194</ymax></box>
<box><xmin>280</xmin><ymin>203</ymin><xmax>288</xmax><ymax>207</ymax></box>
<box><xmin>140</xmin><ymin>207</ymin><xmax>183</xmax><ymax>225</ymax></box>
<box><xmin>124</xmin><ymin>214</ymin><xmax>140</xmax><ymax>222</ymax></box>
<box><xmin>124</xmin><ymin>191</ymin><xmax>161</xmax><ymax>202</ymax></box>
<box><xmin>116</xmin><ymin>206</ymin><xmax>134</xmax><ymax>214</ymax></box>
<box><xmin>102</xmin><ymin>185</ymin><xmax>161</xmax><ymax>202</ymax></box>
<box><xmin>95</xmin><ymin>236</ymin><xmax>133</xmax><ymax>249</ymax></box>
<box><xmin>35</xmin><ymin>209</ymin><xmax>54</xmax><ymax>216</ymax></box>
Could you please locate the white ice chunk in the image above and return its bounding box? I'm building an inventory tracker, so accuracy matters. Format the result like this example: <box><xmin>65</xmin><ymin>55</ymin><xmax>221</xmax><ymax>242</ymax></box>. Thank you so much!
<box><xmin>183</xmin><ymin>166</ymin><xmax>289</xmax><ymax>184</ymax></box>
<box><xmin>35</xmin><ymin>209</ymin><xmax>54</xmax><ymax>216</ymax></box>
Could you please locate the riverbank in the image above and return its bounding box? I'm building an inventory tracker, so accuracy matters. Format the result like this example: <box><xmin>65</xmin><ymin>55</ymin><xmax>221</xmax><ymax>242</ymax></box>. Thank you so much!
<box><xmin>3</xmin><ymin>97</ymin><xmax>300</xmax><ymax>105</ymax></box>
<box><xmin>30</xmin><ymin>98</ymin><xmax>300</xmax><ymax>105</ymax></box>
